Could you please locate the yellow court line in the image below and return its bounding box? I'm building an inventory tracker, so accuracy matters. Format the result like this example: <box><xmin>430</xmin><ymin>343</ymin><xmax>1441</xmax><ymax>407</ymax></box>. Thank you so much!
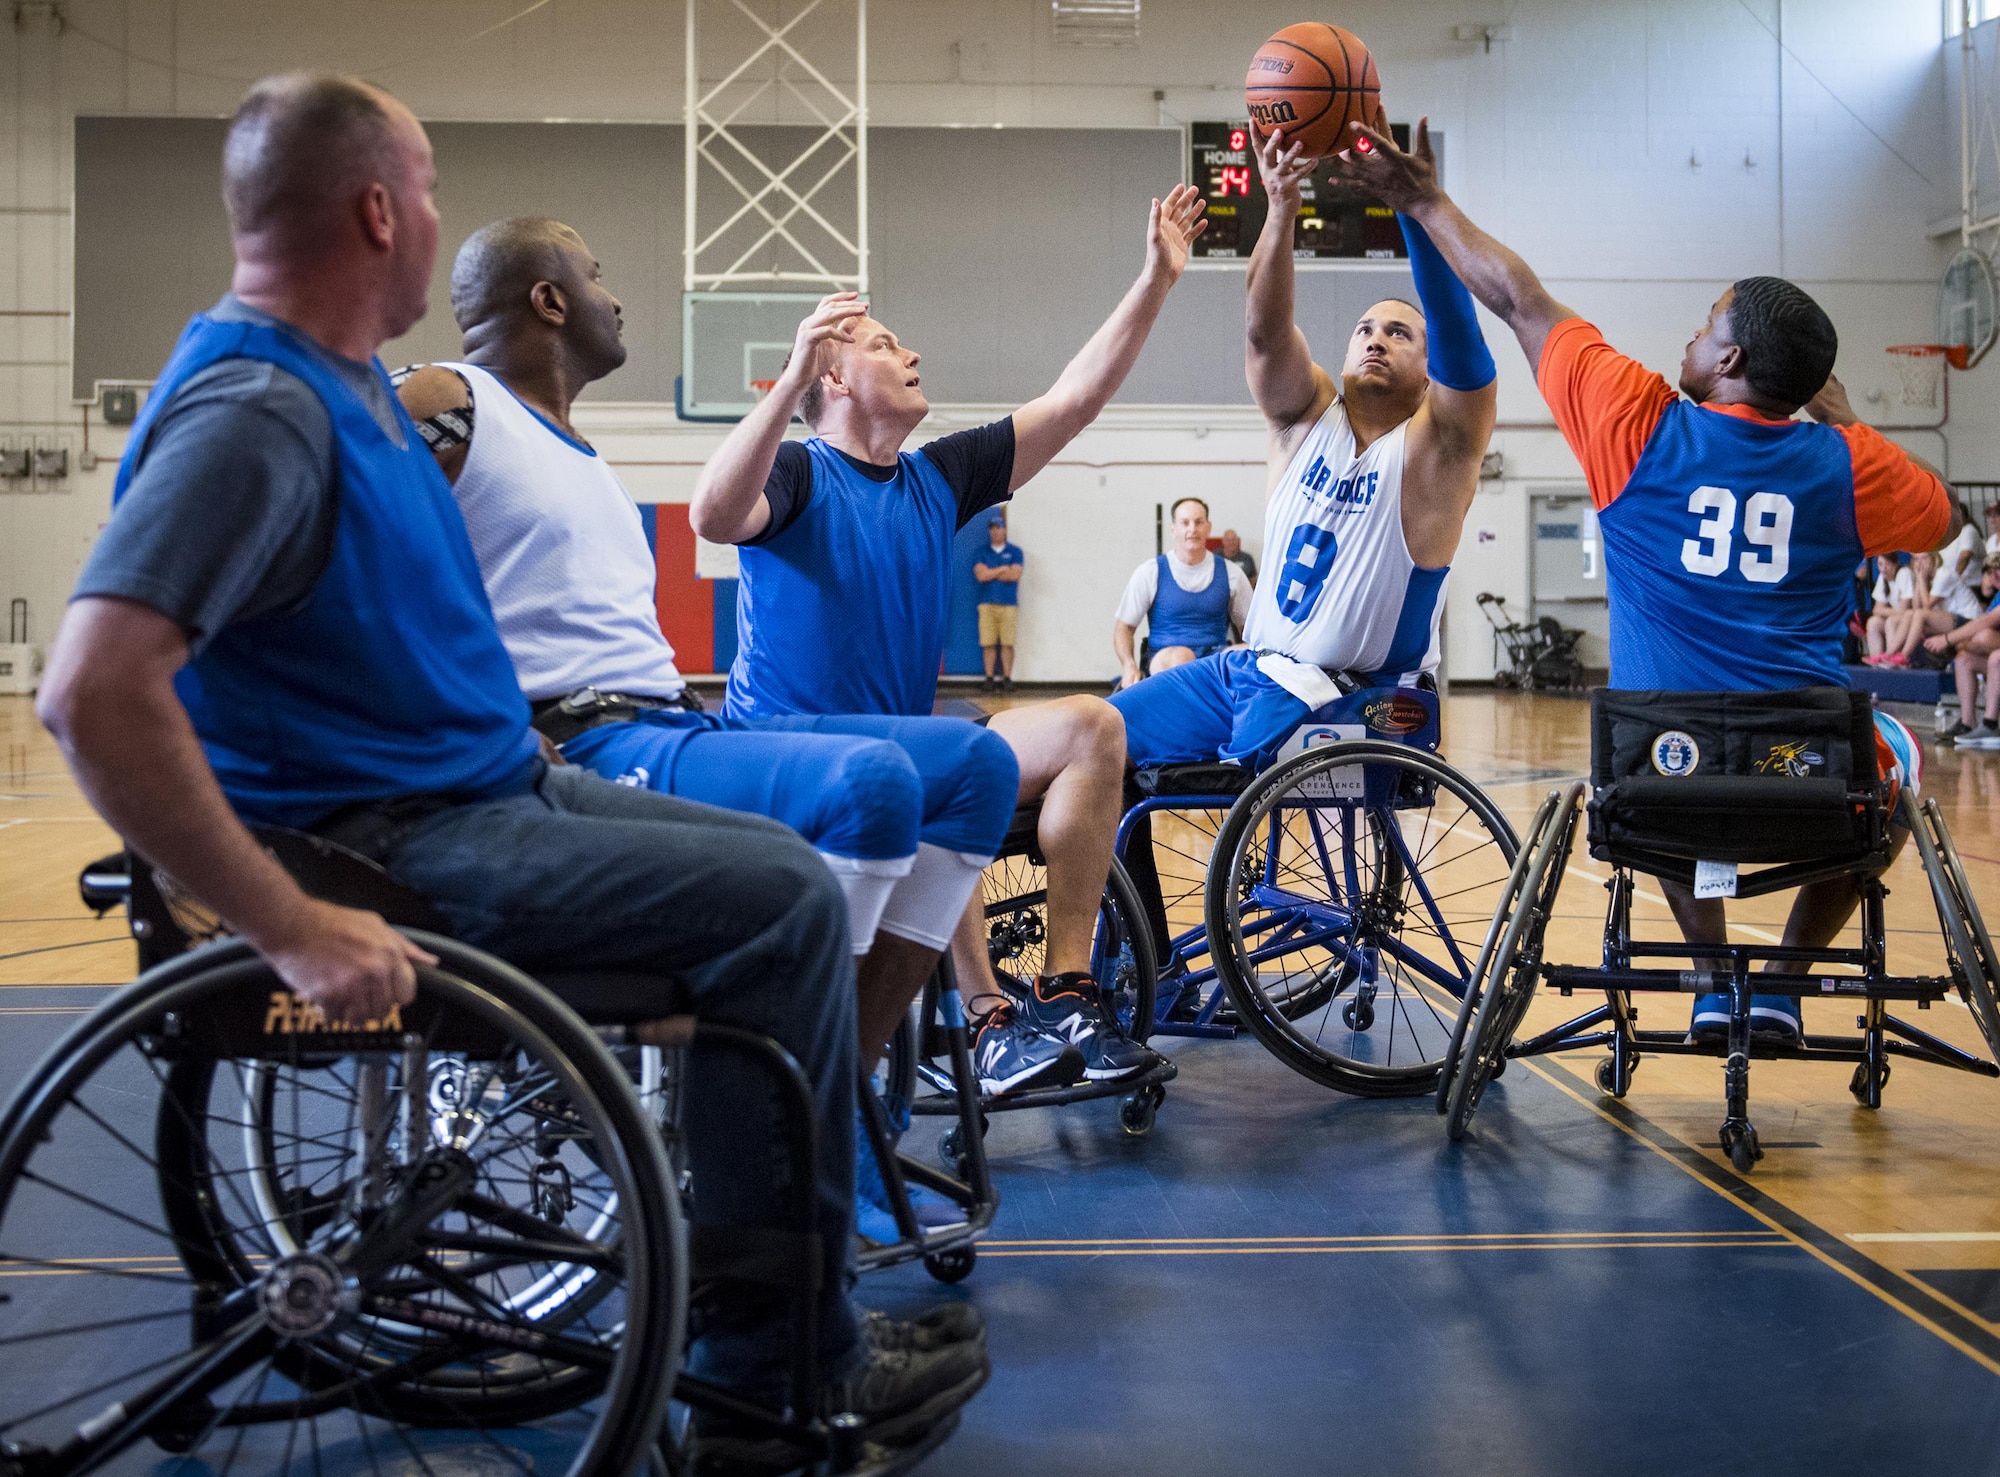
<box><xmin>979</xmin><ymin>1239</ymin><xmax>1789</xmax><ymax>1259</ymax></box>
<box><xmin>1877</xmin><ymin>1264</ymin><xmax>2000</xmax><ymax>1338</ymax></box>
<box><xmin>1849</xmin><ymin>1231</ymin><xmax>2000</xmax><ymax>1243</ymax></box>
<box><xmin>985</xmin><ymin>1231</ymin><xmax>1780</xmax><ymax>1246</ymax></box>
<box><xmin>1521</xmin><ymin>1054</ymin><xmax>2000</xmax><ymax>1379</ymax></box>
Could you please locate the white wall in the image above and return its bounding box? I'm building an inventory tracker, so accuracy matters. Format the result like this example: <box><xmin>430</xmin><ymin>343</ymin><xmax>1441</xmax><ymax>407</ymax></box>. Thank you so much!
<box><xmin>0</xmin><ymin>0</ymin><xmax>1967</xmax><ymax>680</ymax></box>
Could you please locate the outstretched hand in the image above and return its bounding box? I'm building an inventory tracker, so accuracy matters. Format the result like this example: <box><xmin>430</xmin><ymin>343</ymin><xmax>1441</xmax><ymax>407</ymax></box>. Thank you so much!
<box><xmin>1805</xmin><ymin>374</ymin><xmax>1859</xmax><ymax>428</ymax></box>
<box><xmin>1146</xmin><ymin>183</ymin><xmax>1209</xmax><ymax>283</ymax></box>
<box><xmin>1328</xmin><ymin>109</ymin><xmax>1443</xmax><ymax>215</ymax></box>
<box><xmin>1252</xmin><ymin>126</ymin><xmax>1315</xmax><ymax>214</ymax></box>
<box><xmin>782</xmin><ymin>292</ymin><xmax>870</xmax><ymax>393</ymax></box>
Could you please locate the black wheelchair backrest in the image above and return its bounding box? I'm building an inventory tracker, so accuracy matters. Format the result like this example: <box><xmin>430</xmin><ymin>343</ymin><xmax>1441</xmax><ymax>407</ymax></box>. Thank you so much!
<box><xmin>1587</xmin><ymin>687</ymin><xmax>1882</xmax><ymax>868</ymax></box>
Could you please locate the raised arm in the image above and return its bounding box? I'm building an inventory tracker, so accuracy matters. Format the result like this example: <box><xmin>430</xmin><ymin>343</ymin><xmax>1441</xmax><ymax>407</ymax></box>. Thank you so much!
<box><xmin>1244</xmin><ymin>127</ymin><xmax>1335</xmax><ymax>430</ymax></box>
<box><xmin>37</xmin><ymin>598</ymin><xmax>433</xmax><ymax>1021</ymax></box>
<box><xmin>1009</xmin><ymin>187</ymin><xmax>1207</xmax><ymax>491</ymax></box>
<box><xmin>689</xmin><ymin>293</ymin><xmax>869</xmax><ymax>544</ymax></box>
<box><xmin>1335</xmin><ymin>115</ymin><xmax>1578</xmax><ymax>373</ymax></box>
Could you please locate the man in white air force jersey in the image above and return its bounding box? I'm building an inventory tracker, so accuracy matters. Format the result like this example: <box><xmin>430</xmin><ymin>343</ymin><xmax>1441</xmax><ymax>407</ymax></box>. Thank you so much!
<box><xmin>1108</xmin><ymin>125</ymin><xmax>1497</xmax><ymax>765</ymax></box>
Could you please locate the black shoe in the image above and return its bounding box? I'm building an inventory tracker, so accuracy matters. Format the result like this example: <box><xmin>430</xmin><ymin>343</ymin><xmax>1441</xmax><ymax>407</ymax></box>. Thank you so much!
<box><xmin>822</xmin><ymin>1332</ymin><xmax>990</xmax><ymax>1447</ymax></box>
<box><xmin>1000</xmin><ymin>676</ymin><xmax>1014</xmax><ymax>692</ymax></box>
<box><xmin>1941</xmin><ymin>722</ymin><xmax>1973</xmax><ymax>741</ymax></box>
<box><xmin>689</xmin><ymin>1336</ymin><xmax>988</xmax><ymax>1475</ymax></box>
<box><xmin>1019</xmin><ymin>972</ymin><xmax>1165</xmax><ymax>1082</ymax></box>
<box><xmin>972</xmin><ymin>1002</ymin><xmax>1086</xmax><ymax>1093</ymax></box>
<box><xmin>862</xmin><ymin>1302</ymin><xmax>984</xmax><ymax>1353</ymax></box>
<box><xmin>980</xmin><ymin>675</ymin><xmax>998</xmax><ymax>692</ymax></box>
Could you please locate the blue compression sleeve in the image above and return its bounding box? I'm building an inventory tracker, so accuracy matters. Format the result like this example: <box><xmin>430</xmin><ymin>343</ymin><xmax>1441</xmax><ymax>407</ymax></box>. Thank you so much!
<box><xmin>1398</xmin><ymin>215</ymin><xmax>1496</xmax><ymax>392</ymax></box>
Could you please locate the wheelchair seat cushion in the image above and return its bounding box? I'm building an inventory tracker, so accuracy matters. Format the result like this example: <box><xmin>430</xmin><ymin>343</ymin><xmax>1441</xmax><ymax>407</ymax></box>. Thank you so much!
<box><xmin>1588</xmin><ymin>687</ymin><xmax>1880</xmax><ymax>864</ymax></box>
<box><xmin>1132</xmin><ymin>762</ymin><xmax>1257</xmax><ymax>798</ymax></box>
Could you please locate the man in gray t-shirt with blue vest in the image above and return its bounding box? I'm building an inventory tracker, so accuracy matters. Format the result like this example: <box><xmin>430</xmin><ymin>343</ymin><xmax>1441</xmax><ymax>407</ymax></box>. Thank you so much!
<box><xmin>38</xmin><ymin>70</ymin><xmax>984</xmax><ymax>1454</ymax></box>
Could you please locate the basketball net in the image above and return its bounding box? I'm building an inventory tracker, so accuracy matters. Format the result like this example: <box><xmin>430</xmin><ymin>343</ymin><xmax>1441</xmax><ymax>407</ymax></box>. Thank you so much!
<box><xmin>1887</xmin><ymin>345</ymin><xmax>1949</xmax><ymax>410</ymax></box>
<box><xmin>750</xmin><ymin>378</ymin><xmax>777</xmax><ymax>402</ymax></box>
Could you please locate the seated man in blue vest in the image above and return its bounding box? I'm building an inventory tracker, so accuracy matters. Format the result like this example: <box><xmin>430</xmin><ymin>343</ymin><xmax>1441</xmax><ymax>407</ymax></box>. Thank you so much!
<box><xmin>33</xmin><ymin>72</ymin><xmax>984</xmax><ymax>1469</ymax></box>
<box><xmin>1112</xmin><ymin>495</ymin><xmax>1252</xmax><ymax>688</ymax></box>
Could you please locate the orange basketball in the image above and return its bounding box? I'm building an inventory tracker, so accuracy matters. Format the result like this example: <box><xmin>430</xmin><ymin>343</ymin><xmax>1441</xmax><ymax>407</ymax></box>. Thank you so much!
<box><xmin>1245</xmin><ymin>22</ymin><xmax>1380</xmax><ymax>159</ymax></box>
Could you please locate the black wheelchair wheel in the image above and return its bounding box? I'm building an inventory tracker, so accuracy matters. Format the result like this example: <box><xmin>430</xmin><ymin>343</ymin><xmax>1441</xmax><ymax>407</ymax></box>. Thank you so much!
<box><xmin>0</xmin><ymin>939</ymin><xmax>683</xmax><ymax>1475</ymax></box>
<box><xmin>977</xmin><ymin>851</ymin><xmax>1158</xmax><ymax>1043</ymax></box>
<box><xmin>1444</xmin><ymin>782</ymin><xmax>1584</xmax><ymax>1141</ymax></box>
<box><xmin>1910</xmin><ymin>792</ymin><xmax>2000</xmax><ymax>1061</ymax></box>
<box><xmin>1434</xmin><ymin>785</ymin><xmax>1569</xmax><ymax>1114</ymax></box>
<box><xmin>1207</xmin><ymin>742</ymin><xmax>1521</xmax><ymax>1098</ymax></box>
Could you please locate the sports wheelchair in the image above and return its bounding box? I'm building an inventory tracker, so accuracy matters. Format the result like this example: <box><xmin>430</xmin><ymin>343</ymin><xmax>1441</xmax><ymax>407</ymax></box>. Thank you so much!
<box><xmin>1117</xmin><ymin>678</ymin><xmax>1524</xmax><ymax>1097</ymax></box>
<box><xmin>1437</xmin><ymin>688</ymin><xmax>2000</xmax><ymax>1172</ymax></box>
<box><xmin>890</xmin><ymin>800</ymin><xmax>1176</xmax><ymax>1150</ymax></box>
<box><xmin>1</xmin><ymin>831</ymin><xmax>987</xmax><ymax>1477</ymax></box>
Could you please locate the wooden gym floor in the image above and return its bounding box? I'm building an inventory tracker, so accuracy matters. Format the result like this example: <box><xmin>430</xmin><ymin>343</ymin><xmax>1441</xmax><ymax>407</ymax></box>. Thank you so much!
<box><xmin>5</xmin><ymin>688</ymin><xmax>2000</xmax><ymax>1473</ymax></box>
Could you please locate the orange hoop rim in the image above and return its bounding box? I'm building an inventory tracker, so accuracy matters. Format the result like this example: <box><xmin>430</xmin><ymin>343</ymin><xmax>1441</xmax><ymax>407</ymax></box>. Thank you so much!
<box><xmin>1888</xmin><ymin>343</ymin><xmax>1969</xmax><ymax>370</ymax></box>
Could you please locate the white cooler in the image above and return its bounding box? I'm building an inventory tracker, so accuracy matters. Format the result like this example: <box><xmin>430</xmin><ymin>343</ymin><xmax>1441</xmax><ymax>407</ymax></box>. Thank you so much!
<box><xmin>0</xmin><ymin>644</ymin><xmax>42</xmax><ymax>695</ymax></box>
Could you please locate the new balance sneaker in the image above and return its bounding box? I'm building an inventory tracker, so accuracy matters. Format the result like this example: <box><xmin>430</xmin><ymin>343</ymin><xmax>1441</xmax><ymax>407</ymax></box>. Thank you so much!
<box><xmin>1957</xmin><ymin>722</ymin><xmax>2000</xmax><ymax>749</ymax></box>
<box><xmin>1019</xmin><ymin>972</ymin><xmax>1164</xmax><ymax>1082</ymax></box>
<box><xmin>1689</xmin><ymin>992</ymin><xmax>1733</xmax><ymax>1042</ymax></box>
<box><xmin>972</xmin><ymin>1004</ymin><xmax>1085</xmax><ymax>1094</ymax></box>
<box><xmin>853</xmin><ymin>1103</ymin><xmax>968</xmax><ymax>1244</ymax></box>
<box><xmin>1749</xmin><ymin>993</ymin><xmax>1803</xmax><ymax>1044</ymax></box>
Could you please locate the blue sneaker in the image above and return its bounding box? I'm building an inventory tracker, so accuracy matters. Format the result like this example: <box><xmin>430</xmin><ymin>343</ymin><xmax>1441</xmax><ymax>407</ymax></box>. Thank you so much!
<box><xmin>972</xmin><ymin>1002</ymin><xmax>1085</xmax><ymax>1094</ymax></box>
<box><xmin>1018</xmin><ymin>973</ymin><xmax>1164</xmax><ymax>1082</ymax></box>
<box><xmin>855</xmin><ymin>1099</ymin><xmax>968</xmax><ymax>1243</ymax></box>
<box><xmin>1749</xmin><ymin>993</ymin><xmax>1803</xmax><ymax>1044</ymax></box>
<box><xmin>1689</xmin><ymin>993</ymin><xmax>1732</xmax><ymax>1042</ymax></box>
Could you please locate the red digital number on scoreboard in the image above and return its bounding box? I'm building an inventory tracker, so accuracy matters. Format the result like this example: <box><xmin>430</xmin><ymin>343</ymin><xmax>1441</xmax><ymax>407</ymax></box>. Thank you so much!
<box><xmin>1217</xmin><ymin>166</ymin><xmax>1251</xmax><ymax>197</ymax></box>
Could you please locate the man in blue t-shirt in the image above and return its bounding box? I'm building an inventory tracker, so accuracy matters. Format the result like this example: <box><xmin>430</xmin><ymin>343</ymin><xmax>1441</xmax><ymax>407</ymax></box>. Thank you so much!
<box><xmin>972</xmin><ymin>510</ymin><xmax>1024</xmax><ymax>691</ymax></box>
<box><xmin>35</xmin><ymin>72</ymin><xmax>984</xmax><ymax>1458</ymax></box>
<box><xmin>691</xmin><ymin>185</ymin><xmax>1211</xmax><ymax>1090</ymax></box>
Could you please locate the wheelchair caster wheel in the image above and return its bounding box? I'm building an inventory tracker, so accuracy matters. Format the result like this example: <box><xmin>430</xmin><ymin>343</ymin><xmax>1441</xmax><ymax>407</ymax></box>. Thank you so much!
<box><xmin>1848</xmin><ymin>1061</ymin><xmax>1890</xmax><ymax>1107</ymax></box>
<box><xmin>1490</xmin><ymin>1054</ymin><xmax>1507</xmax><ymax>1080</ymax></box>
<box><xmin>1118</xmin><ymin>1083</ymin><xmax>1164</xmax><ymax>1136</ymax></box>
<box><xmin>1720</xmin><ymin>1123</ymin><xmax>1762</xmax><ymax>1174</ymax></box>
<box><xmin>1341</xmin><ymin>999</ymin><xmax>1376</xmax><ymax>1031</ymax></box>
<box><xmin>1595</xmin><ymin>1056</ymin><xmax>1635</xmax><ymax>1098</ymax></box>
<box><xmin>924</xmin><ymin>1246</ymin><xmax>976</xmax><ymax>1284</ymax></box>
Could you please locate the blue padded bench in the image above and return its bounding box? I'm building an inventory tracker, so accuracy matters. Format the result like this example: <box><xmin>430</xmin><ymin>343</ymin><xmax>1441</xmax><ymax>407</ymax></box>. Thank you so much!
<box><xmin>1843</xmin><ymin>664</ymin><xmax>1950</xmax><ymax>705</ymax></box>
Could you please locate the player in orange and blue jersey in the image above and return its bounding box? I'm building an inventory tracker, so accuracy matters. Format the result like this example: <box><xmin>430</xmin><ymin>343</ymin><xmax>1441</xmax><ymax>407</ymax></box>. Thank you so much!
<box><xmin>1335</xmin><ymin>113</ymin><xmax>1963</xmax><ymax>1043</ymax></box>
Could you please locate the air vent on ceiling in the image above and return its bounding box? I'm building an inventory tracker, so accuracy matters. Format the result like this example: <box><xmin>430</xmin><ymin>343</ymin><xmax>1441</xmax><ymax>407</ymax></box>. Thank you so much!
<box><xmin>1051</xmin><ymin>0</ymin><xmax>1139</xmax><ymax>48</ymax></box>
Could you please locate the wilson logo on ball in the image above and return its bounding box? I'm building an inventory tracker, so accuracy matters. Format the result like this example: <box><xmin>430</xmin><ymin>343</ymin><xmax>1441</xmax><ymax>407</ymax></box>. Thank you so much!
<box><xmin>1249</xmin><ymin>99</ymin><xmax>1300</xmax><ymax>128</ymax></box>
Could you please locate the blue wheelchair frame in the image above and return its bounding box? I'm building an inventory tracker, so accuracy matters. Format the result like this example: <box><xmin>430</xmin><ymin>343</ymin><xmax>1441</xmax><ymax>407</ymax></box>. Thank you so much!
<box><xmin>1120</xmin><ymin>682</ymin><xmax>1450</xmax><ymax>1039</ymax></box>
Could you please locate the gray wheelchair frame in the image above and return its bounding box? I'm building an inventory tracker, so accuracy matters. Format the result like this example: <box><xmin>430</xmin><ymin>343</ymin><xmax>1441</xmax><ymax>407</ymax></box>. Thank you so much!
<box><xmin>1437</xmin><ymin>690</ymin><xmax>2000</xmax><ymax>1172</ymax></box>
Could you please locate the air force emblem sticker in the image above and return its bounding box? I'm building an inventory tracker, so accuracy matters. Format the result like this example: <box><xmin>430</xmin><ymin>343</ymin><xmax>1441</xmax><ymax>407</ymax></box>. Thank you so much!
<box><xmin>1651</xmin><ymin>730</ymin><xmax>1700</xmax><ymax>777</ymax></box>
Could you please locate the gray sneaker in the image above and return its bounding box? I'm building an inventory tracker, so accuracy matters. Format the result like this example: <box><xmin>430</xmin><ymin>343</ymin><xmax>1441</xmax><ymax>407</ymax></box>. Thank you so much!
<box><xmin>1957</xmin><ymin>723</ymin><xmax>2000</xmax><ymax>749</ymax></box>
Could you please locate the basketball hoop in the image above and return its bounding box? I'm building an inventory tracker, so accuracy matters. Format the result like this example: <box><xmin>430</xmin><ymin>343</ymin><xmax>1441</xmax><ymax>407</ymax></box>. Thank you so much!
<box><xmin>1886</xmin><ymin>345</ymin><xmax>1954</xmax><ymax>410</ymax></box>
<box><xmin>749</xmin><ymin>378</ymin><xmax>778</xmax><ymax>400</ymax></box>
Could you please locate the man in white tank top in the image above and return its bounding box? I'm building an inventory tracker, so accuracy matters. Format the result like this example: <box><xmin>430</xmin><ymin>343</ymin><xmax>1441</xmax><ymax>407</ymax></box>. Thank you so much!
<box><xmin>1109</xmin><ymin>121</ymin><xmax>1498</xmax><ymax>768</ymax></box>
<box><xmin>397</xmin><ymin>219</ymin><xmax>1082</xmax><ymax>1244</ymax></box>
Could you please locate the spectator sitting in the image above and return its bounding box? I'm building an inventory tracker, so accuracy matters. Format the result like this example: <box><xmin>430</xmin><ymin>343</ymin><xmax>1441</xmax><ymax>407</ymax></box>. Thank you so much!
<box><xmin>1984</xmin><ymin>501</ymin><xmax>2000</xmax><ymax>566</ymax></box>
<box><xmin>1946</xmin><ymin>503</ymin><xmax>1982</xmax><ymax>577</ymax></box>
<box><xmin>1219</xmin><ymin>527</ymin><xmax>1257</xmax><ymax>584</ymax></box>
<box><xmin>1873</xmin><ymin>548</ymin><xmax>1981</xmax><ymax>667</ymax></box>
<box><xmin>971</xmin><ymin>509</ymin><xmax>1023</xmax><ymax>692</ymax></box>
<box><xmin>1933</xmin><ymin>563</ymin><xmax>2000</xmax><ymax>746</ymax></box>
<box><xmin>1864</xmin><ymin>553</ymin><xmax>1914</xmax><ymax>660</ymax></box>
<box><xmin>1113</xmin><ymin>495</ymin><xmax>1251</xmax><ymax>688</ymax></box>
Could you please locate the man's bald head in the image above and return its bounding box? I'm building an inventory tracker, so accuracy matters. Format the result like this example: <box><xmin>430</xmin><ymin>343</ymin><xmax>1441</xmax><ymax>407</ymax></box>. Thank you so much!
<box><xmin>450</xmin><ymin>217</ymin><xmax>628</xmax><ymax>386</ymax></box>
<box><xmin>223</xmin><ymin>73</ymin><xmax>405</xmax><ymax>254</ymax></box>
<box><xmin>450</xmin><ymin>218</ymin><xmax>585</xmax><ymax>331</ymax></box>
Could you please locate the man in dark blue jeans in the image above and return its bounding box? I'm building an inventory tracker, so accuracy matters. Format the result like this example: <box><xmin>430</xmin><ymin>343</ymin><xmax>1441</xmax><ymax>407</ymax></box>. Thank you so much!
<box><xmin>35</xmin><ymin>71</ymin><xmax>983</xmax><ymax>1471</ymax></box>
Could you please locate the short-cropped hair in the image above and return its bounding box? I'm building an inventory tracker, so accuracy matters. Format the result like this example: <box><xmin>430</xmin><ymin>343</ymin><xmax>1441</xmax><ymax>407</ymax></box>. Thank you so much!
<box><xmin>223</xmin><ymin>73</ymin><xmax>397</xmax><ymax>251</ymax></box>
<box><xmin>1728</xmin><ymin>276</ymin><xmax>1838</xmax><ymax>411</ymax></box>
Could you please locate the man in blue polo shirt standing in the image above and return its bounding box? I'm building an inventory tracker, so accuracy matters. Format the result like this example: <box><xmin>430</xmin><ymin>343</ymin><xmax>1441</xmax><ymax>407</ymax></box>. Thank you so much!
<box><xmin>972</xmin><ymin>509</ymin><xmax>1024</xmax><ymax>691</ymax></box>
<box><xmin>35</xmin><ymin>71</ymin><xmax>984</xmax><ymax>1467</ymax></box>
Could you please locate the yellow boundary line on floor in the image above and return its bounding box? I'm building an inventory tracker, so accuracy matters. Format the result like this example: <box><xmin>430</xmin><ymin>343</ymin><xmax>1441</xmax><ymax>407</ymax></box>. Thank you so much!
<box><xmin>1519</xmin><ymin>1054</ymin><xmax>2000</xmax><ymax>1378</ymax></box>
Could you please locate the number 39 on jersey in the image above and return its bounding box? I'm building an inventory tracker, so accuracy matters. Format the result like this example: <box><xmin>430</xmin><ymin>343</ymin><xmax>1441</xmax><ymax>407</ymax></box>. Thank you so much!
<box><xmin>1679</xmin><ymin>485</ymin><xmax>1793</xmax><ymax>585</ymax></box>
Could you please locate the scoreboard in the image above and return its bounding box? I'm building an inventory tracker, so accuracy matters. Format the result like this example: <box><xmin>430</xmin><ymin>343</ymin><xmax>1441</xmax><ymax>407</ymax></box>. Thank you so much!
<box><xmin>1189</xmin><ymin>122</ymin><xmax>1435</xmax><ymax>261</ymax></box>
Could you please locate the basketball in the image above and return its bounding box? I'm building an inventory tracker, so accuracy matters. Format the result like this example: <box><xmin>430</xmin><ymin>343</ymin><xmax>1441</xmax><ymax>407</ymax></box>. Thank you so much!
<box><xmin>1244</xmin><ymin>22</ymin><xmax>1380</xmax><ymax>159</ymax></box>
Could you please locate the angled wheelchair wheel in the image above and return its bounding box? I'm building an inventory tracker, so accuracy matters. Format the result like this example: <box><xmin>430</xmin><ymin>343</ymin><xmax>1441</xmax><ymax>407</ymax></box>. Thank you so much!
<box><xmin>1207</xmin><ymin>742</ymin><xmax>1521</xmax><ymax>1098</ymax></box>
<box><xmin>1435</xmin><ymin>784</ymin><xmax>1570</xmax><ymax>1115</ymax></box>
<box><xmin>0</xmin><ymin>937</ymin><xmax>683</xmax><ymax>1476</ymax></box>
<box><xmin>1444</xmin><ymin>782</ymin><xmax>1585</xmax><ymax>1141</ymax></box>
<box><xmin>1909</xmin><ymin>791</ymin><xmax>2000</xmax><ymax>1060</ymax></box>
<box><xmin>978</xmin><ymin>851</ymin><xmax>1157</xmax><ymax>1042</ymax></box>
